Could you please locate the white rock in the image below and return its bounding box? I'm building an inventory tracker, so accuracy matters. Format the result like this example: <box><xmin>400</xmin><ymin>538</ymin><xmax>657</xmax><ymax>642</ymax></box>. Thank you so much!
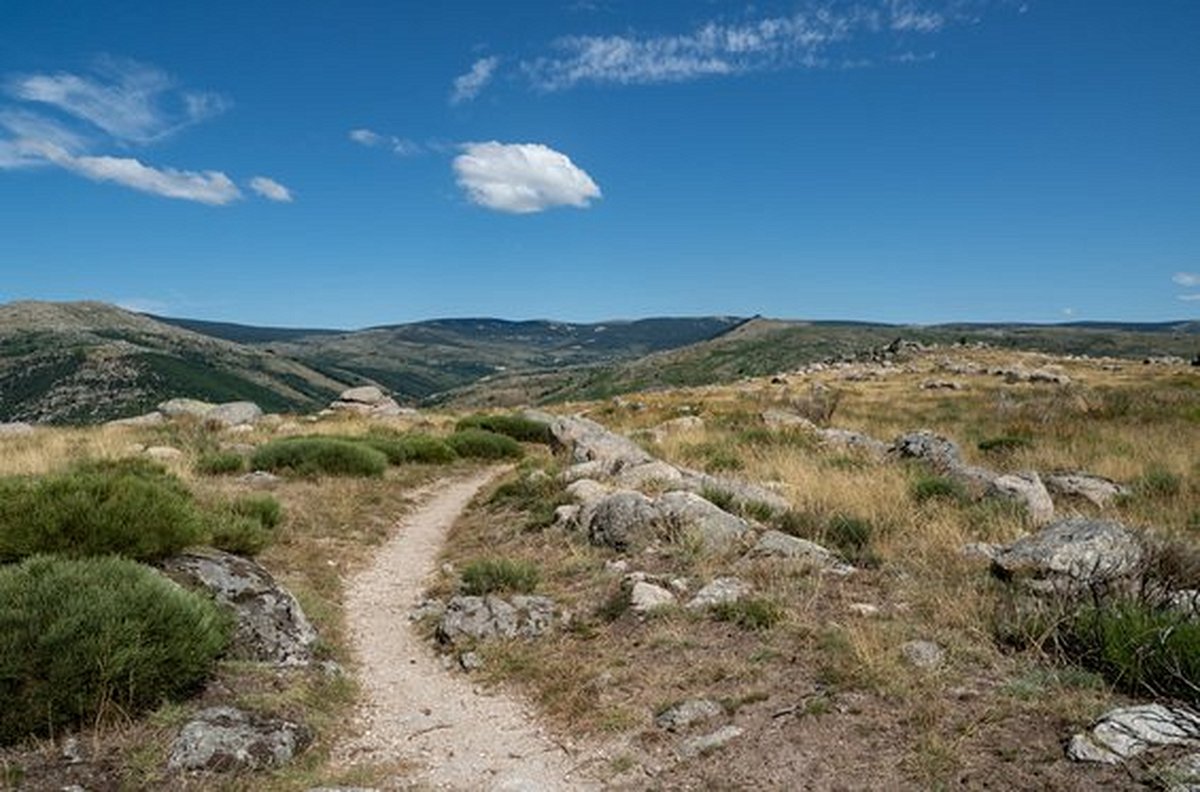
<box><xmin>1067</xmin><ymin>705</ymin><xmax>1200</xmax><ymax>764</ymax></box>
<box><xmin>630</xmin><ymin>581</ymin><xmax>676</xmax><ymax>613</ymax></box>
<box><xmin>687</xmin><ymin>577</ymin><xmax>751</xmax><ymax>610</ymax></box>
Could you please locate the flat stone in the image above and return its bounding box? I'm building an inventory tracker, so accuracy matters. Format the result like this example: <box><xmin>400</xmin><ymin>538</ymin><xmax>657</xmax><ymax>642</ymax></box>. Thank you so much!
<box><xmin>748</xmin><ymin>530</ymin><xmax>837</xmax><ymax>565</ymax></box>
<box><xmin>630</xmin><ymin>581</ymin><xmax>676</xmax><ymax>613</ymax></box>
<box><xmin>901</xmin><ymin>640</ymin><xmax>944</xmax><ymax>669</ymax></box>
<box><xmin>167</xmin><ymin>706</ymin><xmax>310</xmax><ymax>772</ymax></box>
<box><xmin>1067</xmin><ymin>704</ymin><xmax>1200</xmax><ymax>764</ymax></box>
<box><xmin>656</xmin><ymin>491</ymin><xmax>754</xmax><ymax>549</ymax></box>
<box><xmin>655</xmin><ymin>699</ymin><xmax>723</xmax><ymax>731</ymax></box>
<box><xmin>991</xmin><ymin>518</ymin><xmax>1143</xmax><ymax>592</ymax></box>
<box><xmin>144</xmin><ymin>445</ymin><xmax>184</xmax><ymax>461</ymax></box>
<box><xmin>687</xmin><ymin>577</ymin><xmax>750</xmax><ymax>610</ymax></box>
<box><xmin>677</xmin><ymin>725</ymin><xmax>744</xmax><ymax>758</ymax></box>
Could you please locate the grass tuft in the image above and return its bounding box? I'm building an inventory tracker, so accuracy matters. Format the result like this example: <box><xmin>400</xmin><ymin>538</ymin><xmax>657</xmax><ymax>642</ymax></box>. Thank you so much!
<box><xmin>460</xmin><ymin>557</ymin><xmax>541</xmax><ymax>595</ymax></box>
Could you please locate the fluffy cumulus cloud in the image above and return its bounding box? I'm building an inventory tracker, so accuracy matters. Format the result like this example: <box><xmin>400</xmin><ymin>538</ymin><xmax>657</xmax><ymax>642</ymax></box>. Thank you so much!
<box><xmin>521</xmin><ymin>0</ymin><xmax>986</xmax><ymax>91</ymax></box>
<box><xmin>452</xmin><ymin>141</ymin><xmax>601</xmax><ymax>214</ymax></box>
<box><xmin>0</xmin><ymin>57</ymin><xmax>284</xmax><ymax>205</ymax></box>
<box><xmin>248</xmin><ymin>176</ymin><xmax>293</xmax><ymax>202</ymax></box>
<box><xmin>450</xmin><ymin>56</ymin><xmax>499</xmax><ymax>104</ymax></box>
<box><xmin>1175</xmin><ymin>272</ymin><xmax>1200</xmax><ymax>302</ymax></box>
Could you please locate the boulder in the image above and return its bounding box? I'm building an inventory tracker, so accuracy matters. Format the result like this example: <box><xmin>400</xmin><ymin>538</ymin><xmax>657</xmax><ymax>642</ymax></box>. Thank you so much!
<box><xmin>206</xmin><ymin>401</ymin><xmax>263</xmax><ymax>427</ymax></box>
<box><xmin>677</xmin><ymin>470</ymin><xmax>791</xmax><ymax>515</ymax></box>
<box><xmin>586</xmin><ymin>491</ymin><xmax>660</xmax><ymax>551</ymax></box>
<box><xmin>687</xmin><ymin>577</ymin><xmax>751</xmax><ymax>610</ymax></box>
<box><xmin>651</xmin><ymin>416</ymin><xmax>705</xmax><ymax>439</ymax></box>
<box><xmin>167</xmin><ymin>707</ymin><xmax>310</xmax><ymax>772</ymax></box>
<box><xmin>547</xmin><ymin>415</ymin><xmax>653</xmax><ymax>474</ymax></box>
<box><xmin>816</xmin><ymin>428</ymin><xmax>889</xmax><ymax>457</ymax></box>
<box><xmin>991</xmin><ymin>518</ymin><xmax>1143</xmax><ymax>592</ymax></box>
<box><xmin>144</xmin><ymin>446</ymin><xmax>184</xmax><ymax>461</ymax></box>
<box><xmin>677</xmin><ymin>725</ymin><xmax>744</xmax><ymax>758</ymax></box>
<box><xmin>1044</xmin><ymin>472</ymin><xmax>1129</xmax><ymax>508</ymax></box>
<box><xmin>986</xmin><ymin>471</ymin><xmax>1055</xmax><ymax>525</ymax></box>
<box><xmin>890</xmin><ymin>431</ymin><xmax>964</xmax><ymax>471</ymax></box>
<box><xmin>655</xmin><ymin>699</ymin><xmax>723</xmax><ymax>731</ymax></box>
<box><xmin>158</xmin><ymin>550</ymin><xmax>318</xmax><ymax>666</ymax></box>
<box><xmin>656</xmin><ymin>491</ymin><xmax>754</xmax><ymax>549</ymax></box>
<box><xmin>0</xmin><ymin>421</ymin><xmax>36</xmax><ymax>436</ymax></box>
<box><xmin>239</xmin><ymin>471</ymin><xmax>281</xmax><ymax>489</ymax></box>
<box><xmin>901</xmin><ymin>640</ymin><xmax>945</xmax><ymax>669</ymax></box>
<box><xmin>615</xmin><ymin>461</ymin><xmax>685</xmax><ymax>489</ymax></box>
<box><xmin>748</xmin><ymin>530</ymin><xmax>838</xmax><ymax>566</ymax></box>
<box><xmin>561</xmin><ymin>460</ymin><xmax>610</xmax><ymax>483</ymax></box>
<box><xmin>436</xmin><ymin>595</ymin><xmax>558</xmax><ymax>645</ymax></box>
<box><xmin>630</xmin><ymin>581</ymin><xmax>676</xmax><ymax>613</ymax></box>
<box><xmin>158</xmin><ymin>398</ymin><xmax>216</xmax><ymax>419</ymax></box>
<box><xmin>328</xmin><ymin>386</ymin><xmax>412</xmax><ymax>418</ymax></box>
<box><xmin>1067</xmin><ymin>704</ymin><xmax>1200</xmax><ymax>764</ymax></box>
<box><xmin>337</xmin><ymin>386</ymin><xmax>387</xmax><ymax>405</ymax></box>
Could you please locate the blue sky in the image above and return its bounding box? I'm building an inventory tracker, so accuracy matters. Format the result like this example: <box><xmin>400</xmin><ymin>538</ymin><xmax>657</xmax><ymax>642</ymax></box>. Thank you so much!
<box><xmin>1</xmin><ymin>0</ymin><xmax>1197</xmax><ymax>328</ymax></box>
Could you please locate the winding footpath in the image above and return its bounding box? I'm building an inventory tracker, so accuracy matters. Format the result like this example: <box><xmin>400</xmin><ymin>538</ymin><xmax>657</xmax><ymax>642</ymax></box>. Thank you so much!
<box><xmin>338</xmin><ymin>469</ymin><xmax>600</xmax><ymax>790</ymax></box>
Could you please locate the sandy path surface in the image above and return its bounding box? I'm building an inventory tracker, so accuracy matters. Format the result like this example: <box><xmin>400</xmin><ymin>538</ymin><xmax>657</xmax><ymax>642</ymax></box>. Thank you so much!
<box><xmin>339</xmin><ymin>469</ymin><xmax>601</xmax><ymax>791</ymax></box>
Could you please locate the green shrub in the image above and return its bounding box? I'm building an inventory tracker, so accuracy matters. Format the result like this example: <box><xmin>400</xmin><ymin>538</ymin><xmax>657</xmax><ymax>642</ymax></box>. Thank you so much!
<box><xmin>488</xmin><ymin>472</ymin><xmax>572</xmax><ymax>531</ymax></box>
<box><xmin>208</xmin><ymin>514</ymin><xmax>272</xmax><ymax>556</ymax></box>
<box><xmin>977</xmin><ymin>435</ymin><xmax>1034</xmax><ymax>454</ymax></box>
<box><xmin>456</xmin><ymin>414</ymin><xmax>553</xmax><ymax>444</ymax></box>
<box><xmin>1060</xmin><ymin>602</ymin><xmax>1200</xmax><ymax>706</ymax></box>
<box><xmin>826</xmin><ymin>514</ymin><xmax>879</xmax><ymax>567</ymax></box>
<box><xmin>460</xmin><ymin>558</ymin><xmax>541</xmax><ymax>595</ymax></box>
<box><xmin>230</xmin><ymin>494</ymin><xmax>283</xmax><ymax>529</ymax></box>
<box><xmin>1134</xmin><ymin>466</ymin><xmax>1183</xmax><ymax>499</ymax></box>
<box><xmin>250</xmin><ymin>437</ymin><xmax>388</xmax><ymax>477</ymax></box>
<box><xmin>362</xmin><ymin>431</ymin><xmax>458</xmax><ymax>465</ymax></box>
<box><xmin>0</xmin><ymin>555</ymin><xmax>231</xmax><ymax>745</ymax></box>
<box><xmin>711</xmin><ymin>598</ymin><xmax>784</xmax><ymax>631</ymax></box>
<box><xmin>194</xmin><ymin>451</ymin><xmax>246</xmax><ymax>475</ymax></box>
<box><xmin>445</xmin><ymin>429</ymin><xmax>524</xmax><ymax>461</ymax></box>
<box><xmin>0</xmin><ymin>461</ymin><xmax>203</xmax><ymax>562</ymax></box>
<box><xmin>911</xmin><ymin>474</ymin><xmax>968</xmax><ymax>504</ymax></box>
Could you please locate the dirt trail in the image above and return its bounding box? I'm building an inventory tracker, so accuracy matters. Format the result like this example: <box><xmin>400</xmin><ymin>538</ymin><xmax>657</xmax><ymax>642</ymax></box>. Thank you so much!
<box><xmin>339</xmin><ymin>469</ymin><xmax>601</xmax><ymax>790</ymax></box>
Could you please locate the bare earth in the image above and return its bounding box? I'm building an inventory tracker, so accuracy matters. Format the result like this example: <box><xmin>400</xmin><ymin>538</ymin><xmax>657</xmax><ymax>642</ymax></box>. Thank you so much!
<box><xmin>338</xmin><ymin>469</ymin><xmax>601</xmax><ymax>791</ymax></box>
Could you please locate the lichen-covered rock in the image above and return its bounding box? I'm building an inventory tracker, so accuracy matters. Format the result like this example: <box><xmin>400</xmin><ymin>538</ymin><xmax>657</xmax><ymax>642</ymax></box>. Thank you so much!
<box><xmin>986</xmin><ymin>471</ymin><xmax>1055</xmax><ymax>526</ymax></box>
<box><xmin>816</xmin><ymin>428</ymin><xmax>889</xmax><ymax>457</ymax></box>
<box><xmin>616</xmin><ymin>461</ymin><xmax>684</xmax><ymax>489</ymax></box>
<box><xmin>105</xmin><ymin>411</ymin><xmax>165</xmax><ymax>428</ymax></box>
<box><xmin>436</xmin><ymin>595</ymin><xmax>558</xmax><ymax>645</ymax></box>
<box><xmin>158</xmin><ymin>550</ymin><xmax>318</xmax><ymax>666</ymax></box>
<box><xmin>0</xmin><ymin>421</ymin><xmax>36</xmax><ymax>436</ymax></box>
<box><xmin>687</xmin><ymin>577</ymin><xmax>751</xmax><ymax>610</ymax></box>
<box><xmin>168</xmin><ymin>707</ymin><xmax>310</xmax><ymax>772</ymax></box>
<box><xmin>656</xmin><ymin>491</ymin><xmax>754</xmax><ymax>549</ymax></box>
<box><xmin>890</xmin><ymin>431</ymin><xmax>964</xmax><ymax>471</ymax></box>
<box><xmin>547</xmin><ymin>415</ymin><xmax>653</xmax><ymax>474</ymax></box>
<box><xmin>144</xmin><ymin>445</ymin><xmax>184</xmax><ymax>461</ymax></box>
<box><xmin>901</xmin><ymin>640</ymin><xmax>945</xmax><ymax>669</ymax></box>
<box><xmin>676</xmin><ymin>471</ymin><xmax>791</xmax><ymax>515</ymax></box>
<box><xmin>991</xmin><ymin>518</ymin><xmax>1143</xmax><ymax>592</ymax></box>
<box><xmin>586</xmin><ymin>491</ymin><xmax>660</xmax><ymax>551</ymax></box>
<box><xmin>1044</xmin><ymin>472</ymin><xmax>1129</xmax><ymax>508</ymax></box>
<box><xmin>761</xmin><ymin>409</ymin><xmax>816</xmax><ymax>430</ymax></box>
<box><xmin>1067</xmin><ymin>704</ymin><xmax>1200</xmax><ymax>764</ymax></box>
<box><xmin>748</xmin><ymin>530</ymin><xmax>838</xmax><ymax>565</ymax></box>
<box><xmin>630</xmin><ymin>581</ymin><xmax>676</xmax><ymax>613</ymax></box>
<box><xmin>158</xmin><ymin>398</ymin><xmax>216</xmax><ymax>419</ymax></box>
<box><xmin>655</xmin><ymin>699</ymin><xmax>723</xmax><ymax>731</ymax></box>
<box><xmin>206</xmin><ymin>401</ymin><xmax>263</xmax><ymax>427</ymax></box>
<box><xmin>677</xmin><ymin>725</ymin><xmax>744</xmax><ymax>758</ymax></box>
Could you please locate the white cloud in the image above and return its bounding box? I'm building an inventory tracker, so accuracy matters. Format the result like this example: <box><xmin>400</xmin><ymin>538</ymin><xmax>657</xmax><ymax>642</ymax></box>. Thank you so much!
<box><xmin>450</xmin><ymin>56</ymin><xmax>500</xmax><ymax>104</ymax></box>
<box><xmin>453</xmin><ymin>141</ymin><xmax>601</xmax><ymax>214</ymax></box>
<box><xmin>6</xmin><ymin>57</ymin><xmax>227</xmax><ymax>144</ymax></box>
<box><xmin>523</xmin><ymin>1</ymin><xmax>981</xmax><ymax>91</ymax></box>
<box><xmin>1178</xmin><ymin>294</ymin><xmax>1200</xmax><ymax>302</ymax></box>
<box><xmin>30</xmin><ymin>141</ymin><xmax>240</xmax><ymax>205</ymax></box>
<box><xmin>1173</xmin><ymin>272</ymin><xmax>1200</xmax><ymax>288</ymax></box>
<box><xmin>348</xmin><ymin>127</ymin><xmax>421</xmax><ymax>156</ymax></box>
<box><xmin>249</xmin><ymin>176</ymin><xmax>293</xmax><ymax>202</ymax></box>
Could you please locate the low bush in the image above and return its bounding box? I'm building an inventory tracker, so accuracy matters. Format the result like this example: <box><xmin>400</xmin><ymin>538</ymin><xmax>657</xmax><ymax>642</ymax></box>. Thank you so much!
<box><xmin>194</xmin><ymin>451</ymin><xmax>246</xmax><ymax>475</ymax></box>
<box><xmin>0</xmin><ymin>555</ymin><xmax>231</xmax><ymax>745</ymax></box>
<box><xmin>911</xmin><ymin>474</ymin><xmax>968</xmax><ymax>504</ymax></box>
<box><xmin>488</xmin><ymin>472</ymin><xmax>572</xmax><ymax>531</ymax></box>
<box><xmin>456</xmin><ymin>413</ymin><xmax>553</xmax><ymax>444</ymax></box>
<box><xmin>1134</xmin><ymin>466</ymin><xmax>1183</xmax><ymax>499</ymax></box>
<box><xmin>362</xmin><ymin>431</ymin><xmax>458</xmax><ymax>465</ymax></box>
<box><xmin>208</xmin><ymin>514</ymin><xmax>273</xmax><ymax>556</ymax></box>
<box><xmin>445</xmin><ymin>429</ymin><xmax>524</xmax><ymax>461</ymax></box>
<box><xmin>712</xmin><ymin>598</ymin><xmax>784</xmax><ymax>631</ymax></box>
<box><xmin>250</xmin><ymin>437</ymin><xmax>388</xmax><ymax>477</ymax></box>
<box><xmin>826</xmin><ymin>514</ymin><xmax>880</xmax><ymax>567</ymax></box>
<box><xmin>461</xmin><ymin>557</ymin><xmax>541</xmax><ymax>595</ymax></box>
<box><xmin>230</xmin><ymin>494</ymin><xmax>283</xmax><ymax>529</ymax></box>
<box><xmin>0</xmin><ymin>460</ymin><xmax>203</xmax><ymax>562</ymax></box>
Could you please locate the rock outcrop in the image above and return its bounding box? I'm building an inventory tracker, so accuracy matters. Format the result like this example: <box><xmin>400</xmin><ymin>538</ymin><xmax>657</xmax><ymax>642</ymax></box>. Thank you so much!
<box><xmin>328</xmin><ymin>386</ymin><xmax>412</xmax><ymax>418</ymax></box>
<box><xmin>158</xmin><ymin>550</ymin><xmax>318</xmax><ymax>666</ymax></box>
<box><xmin>168</xmin><ymin>707</ymin><xmax>310</xmax><ymax>772</ymax></box>
<box><xmin>436</xmin><ymin>595</ymin><xmax>558</xmax><ymax>645</ymax></box>
<box><xmin>990</xmin><ymin>518</ymin><xmax>1143</xmax><ymax>592</ymax></box>
<box><xmin>1067</xmin><ymin>704</ymin><xmax>1200</xmax><ymax>764</ymax></box>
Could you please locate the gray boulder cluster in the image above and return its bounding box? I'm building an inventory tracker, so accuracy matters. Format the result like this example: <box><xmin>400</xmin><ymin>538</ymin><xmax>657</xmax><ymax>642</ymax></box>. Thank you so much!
<box><xmin>436</xmin><ymin>594</ymin><xmax>559</xmax><ymax>645</ymax></box>
<box><xmin>326</xmin><ymin>385</ymin><xmax>415</xmax><ymax>418</ymax></box>
<box><xmin>107</xmin><ymin>397</ymin><xmax>264</xmax><ymax>429</ymax></box>
<box><xmin>540</xmin><ymin>413</ymin><xmax>842</xmax><ymax>572</ymax></box>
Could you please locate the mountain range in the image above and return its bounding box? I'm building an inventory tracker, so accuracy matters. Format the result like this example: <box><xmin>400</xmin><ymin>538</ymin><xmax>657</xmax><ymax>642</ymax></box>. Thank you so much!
<box><xmin>0</xmin><ymin>300</ymin><xmax>1195</xmax><ymax>424</ymax></box>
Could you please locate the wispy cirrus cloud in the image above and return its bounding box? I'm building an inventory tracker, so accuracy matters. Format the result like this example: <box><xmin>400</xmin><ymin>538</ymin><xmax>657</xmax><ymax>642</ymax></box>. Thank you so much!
<box><xmin>511</xmin><ymin>1</ymin><xmax>991</xmax><ymax>93</ymax></box>
<box><xmin>453</xmin><ymin>141</ymin><xmax>601</xmax><ymax>214</ymax></box>
<box><xmin>7</xmin><ymin>56</ymin><xmax>227</xmax><ymax>144</ymax></box>
<box><xmin>0</xmin><ymin>57</ymin><xmax>284</xmax><ymax>205</ymax></box>
<box><xmin>1174</xmin><ymin>272</ymin><xmax>1200</xmax><ymax>302</ymax></box>
<box><xmin>348</xmin><ymin>128</ymin><xmax>422</xmax><ymax>156</ymax></box>
<box><xmin>450</xmin><ymin>56</ymin><xmax>500</xmax><ymax>104</ymax></box>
